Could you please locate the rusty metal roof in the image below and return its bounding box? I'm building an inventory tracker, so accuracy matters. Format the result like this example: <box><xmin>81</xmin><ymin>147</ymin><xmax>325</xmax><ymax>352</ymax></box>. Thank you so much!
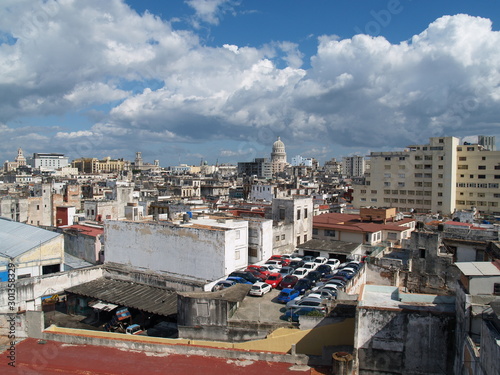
<box><xmin>65</xmin><ymin>278</ymin><xmax>177</xmax><ymax>316</ymax></box>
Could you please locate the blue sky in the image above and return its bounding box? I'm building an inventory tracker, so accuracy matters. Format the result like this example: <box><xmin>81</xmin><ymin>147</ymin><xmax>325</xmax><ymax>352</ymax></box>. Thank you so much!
<box><xmin>1</xmin><ymin>0</ymin><xmax>500</xmax><ymax>166</ymax></box>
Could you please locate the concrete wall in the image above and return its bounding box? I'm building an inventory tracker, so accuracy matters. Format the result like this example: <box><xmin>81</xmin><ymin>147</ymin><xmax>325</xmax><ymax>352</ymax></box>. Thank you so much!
<box><xmin>480</xmin><ymin>320</ymin><xmax>500</xmax><ymax>375</ymax></box>
<box><xmin>0</xmin><ymin>266</ymin><xmax>103</xmax><ymax>313</ymax></box>
<box><xmin>64</xmin><ymin>232</ymin><xmax>101</xmax><ymax>264</ymax></box>
<box><xmin>105</xmin><ymin>220</ymin><xmax>246</xmax><ymax>281</ymax></box>
<box><xmin>355</xmin><ymin>307</ymin><xmax>455</xmax><ymax>375</ymax></box>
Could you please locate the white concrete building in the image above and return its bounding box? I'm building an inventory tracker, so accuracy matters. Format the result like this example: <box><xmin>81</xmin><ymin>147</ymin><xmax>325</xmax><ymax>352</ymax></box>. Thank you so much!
<box><xmin>105</xmin><ymin>216</ymin><xmax>248</xmax><ymax>282</ymax></box>
<box><xmin>342</xmin><ymin>155</ymin><xmax>365</xmax><ymax>177</ymax></box>
<box><xmin>28</xmin><ymin>153</ymin><xmax>69</xmax><ymax>171</ymax></box>
<box><xmin>291</xmin><ymin>155</ymin><xmax>313</xmax><ymax>167</ymax></box>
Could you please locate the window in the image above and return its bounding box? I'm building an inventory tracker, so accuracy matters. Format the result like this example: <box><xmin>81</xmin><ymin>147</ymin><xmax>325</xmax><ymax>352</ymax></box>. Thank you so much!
<box><xmin>361</xmin><ymin>189</ymin><xmax>366</xmax><ymax>194</ymax></box>
<box><xmin>279</xmin><ymin>208</ymin><xmax>285</xmax><ymax>220</ymax></box>
<box><xmin>494</xmin><ymin>283</ymin><xmax>500</xmax><ymax>296</ymax></box>
<box><xmin>37</xmin><ymin>205</ymin><xmax>40</xmax><ymax>210</ymax></box>
<box><xmin>478</xmin><ymin>175</ymin><xmax>486</xmax><ymax>179</ymax></box>
<box><xmin>281</xmin><ymin>234</ymin><xmax>285</xmax><ymax>240</ymax></box>
<box><xmin>478</xmin><ymin>165</ymin><xmax>486</xmax><ymax>170</ymax></box>
<box><xmin>458</xmin><ymin>165</ymin><xmax>468</xmax><ymax>170</ymax></box>
<box><xmin>424</xmin><ymin>155</ymin><xmax>433</xmax><ymax>160</ymax></box>
<box><xmin>297</xmin><ymin>236</ymin><xmax>301</xmax><ymax>246</ymax></box>
<box><xmin>392</xmin><ymin>190</ymin><xmax>398</xmax><ymax>194</ymax></box>
<box><xmin>235</xmin><ymin>230</ymin><xmax>240</xmax><ymax>240</ymax></box>
<box><xmin>304</xmin><ymin>234</ymin><xmax>307</xmax><ymax>242</ymax></box>
<box><xmin>304</xmin><ymin>208</ymin><xmax>308</xmax><ymax>219</ymax></box>
<box><xmin>276</xmin><ymin>235</ymin><xmax>280</xmax><ymax>241</ymax></box>
<box><xmin>384</xmin><ymin>182</ymin><xmax>391</xmax><ymax>187</ymax></box>
<box><xmin>398</xmin><ymin>182</ymin><xmax>405</xmax><ymax>187</ymax></box>
<box><xmin>296</xmin><ymin>209</ymin><xmax>301</xmax><ymax>220</ymax></box>
<box><xmin>399</xmin><ymin>190</ymin><xmax>406</xmax><ymax>195</ymax></box>
<box><xmin>371</xmin><ymin>190</ymin><xmax>377</xmax><ymax>194</ymax></box>
<box><xmin>467</xmin><ymin>147</ymin><xmax>474</xmax><ymax>151</ymax></box>
<box><xmin>385</xmin><ymin>157</ymin><xmax>391</xmax><ymax>161</ymax></box>
<box><xmin>438</xmin><ymin>165</ymin><xmax>443</xmax><ymax>169</ymax></box>
<box><xmin>312</xmin><ymin>228</ymin><xmax>318</xmax><ymax>235</ymax></box>
<box><xmin>420</xmin><ymin>248</ymin><xmax>426</xmax><ymax>258</ymax></box>
<box><xmin>385</xmin><ymin>165</ymin><xmax>391</xmax><ymax>170</ymax></box>
<box><xmin>459</xmin><ymin>157</ymin><xmax>467</xmax><ymax>161</ymax></box>
<box><xmin>438</xmin><ymin>174</ymin><xmax>443</xmax><ymax>178</ymax></box>
<box><xmin>398</xmin><ymin>174</ymin><xmax>405</xmax><ymax>178</ymax></box>
<box><xmin>384</xmin><ymin>173</ymin><xmax>391</xmax><ymax>178</ymax></box>
<box><xmin>325</xmin><ymin>230</ymin><xmax>336</xmax><ymax>237</ymax></box>
<box><xmin>415</xmin><ymin>156</ymin><xmax>422</xmax><ymax>161</ymax></box>
<box><xmin>384</xmin><ymin>189</ymin><xmax>391</xmax><ymax>194</ymax></box>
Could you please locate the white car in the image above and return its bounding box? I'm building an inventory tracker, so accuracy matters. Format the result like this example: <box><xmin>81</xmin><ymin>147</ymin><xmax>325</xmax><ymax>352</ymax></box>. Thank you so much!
<box><xmin>292</xmin><ymin>267</ymin><xmax>309</xmax><ymax>279</ymax></box>
<box><xmin>249</xmin><ymin>282</ymin><xmax>272</xmax><ymax>297</ymax></box>
<box><xmin>265</xmin><ymin>260</ymin><xmax>283</xmax><ymax>269</ymax></box>
<box><xmin>313</xmin><ymin>256</ymin><xmax>328</xmax><ymax>265</ymax></box>
<box><xmin>326</xmin><ymin>259</ymin><xmax>340</xmax><ymax>269</ymax></box>
<box><xmin>260</xmin><ymin>264</ymin><xmax>280</xmax><ymax>273</ymax></box>
<box><xmin>302</xmin><ymin>262</ymin><xmax>318</xmax><ymax>271</ymax></box>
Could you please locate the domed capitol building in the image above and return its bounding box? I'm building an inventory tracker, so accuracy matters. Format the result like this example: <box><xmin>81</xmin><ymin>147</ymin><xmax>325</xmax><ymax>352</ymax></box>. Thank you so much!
<box><xmin>271</xmin><ymin>136</ymin><xmax>287</xmax><ymax>175</ymax></box>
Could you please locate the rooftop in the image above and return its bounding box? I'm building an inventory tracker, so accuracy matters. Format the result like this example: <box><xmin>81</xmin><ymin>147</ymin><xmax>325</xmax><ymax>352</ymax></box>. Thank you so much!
<box><xmin>0</xmin><ymin>218</ymin><xmax>62</xmax><ymax>258</ymax></box>
<box><xmin>455</xmin><ymin>262</ymin><xmax>500</xmax><ymax>277</ymax></box>
<box><xmin>65</xmin><ymin>277</ymin><xmax>178</xmax><ymax>317</ymax></box>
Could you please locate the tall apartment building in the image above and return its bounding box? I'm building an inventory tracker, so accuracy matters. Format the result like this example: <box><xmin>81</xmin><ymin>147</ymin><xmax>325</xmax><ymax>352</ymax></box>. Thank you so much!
<box><xmin>342</xmin><ymin>155</ymin><xmax>366</xmax><ymax>177</ymax></box>
<box><xmin>352</xmin><ymin>136</ymin><xmax>500</xmax><ymax>216</ymax></box>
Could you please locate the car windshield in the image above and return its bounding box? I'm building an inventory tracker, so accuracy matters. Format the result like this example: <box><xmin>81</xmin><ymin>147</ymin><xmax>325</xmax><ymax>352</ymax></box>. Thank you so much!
<box><xmin>279</xmin><ymin>291</ymin><xmax>290</xmax><ymax>297</ymax></box>
<box><xmin>283</xmin><ymin>276</ymin><xmax>296</xmax><ymax>282</ymax></box>
<box><xmin>268</xmin><ymin>275</ymin><xmax>279</xmax><ymax>280</ymax></box>
<box><xmin>251</xmin><ymin>285</ymin><xmax>260</xmax><ymax>290</ymax></box>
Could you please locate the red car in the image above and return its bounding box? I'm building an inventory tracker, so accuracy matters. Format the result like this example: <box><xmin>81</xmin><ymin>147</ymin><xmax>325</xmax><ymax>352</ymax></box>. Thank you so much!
<box><xmin>247</xmin><ymin>265</ymin><xmax>272</xmax><ymax>275</ymax></box>
<box><xmin>278</xmin><ymin>275</ymin><xmax>299</xmax><ymax>289</ymax></box>
<box><xmin>245</xmin><ymin>268</ymin><xmax>267</xmax><ymax>281</ymax></box>
<box><xmin>268</xmin><ymin>255</ymin><xmax>290</xmax><ymax>266</ymax></box>
<box><xmin>264</xmin><ymin>273</ymin><xmax>283</xmax><ymax>288</ymax></box>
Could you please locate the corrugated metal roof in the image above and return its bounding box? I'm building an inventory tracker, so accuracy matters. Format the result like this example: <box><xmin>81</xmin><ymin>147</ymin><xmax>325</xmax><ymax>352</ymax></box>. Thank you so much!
<box><xmin>0</xmin><ymin>218</ymin><xmax>62</xmax><ymax>259</ymax></box>
<box><xmin>455</xmin><ymin>262</ymin><xmax>500</xmax><ymax>276</ymax></box>
<box><xmin>65</xmin><ymin>278</ymin><xmax>177</xmax><ymax>317</ymax></box>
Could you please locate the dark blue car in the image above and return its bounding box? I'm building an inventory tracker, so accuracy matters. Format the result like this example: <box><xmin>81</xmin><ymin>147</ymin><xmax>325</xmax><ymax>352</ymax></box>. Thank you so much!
<box><xmin>277</xmin><ymin>288</ymin><xmax>300</xmax><ymax>303</ymax></box>
<box><xmin>293</xmin><ymin>278</ymin><xmax>313</xmax><ymax>294</ymax></box>
<box><xmin>226</xmin><ymin>276</ymin><xmax>252</xmax><ymax>285</ymax></box>
<box><xmin>283</xmin><ymin>307</ymin><xmax>325</xmax><ymax>322</ymax></box>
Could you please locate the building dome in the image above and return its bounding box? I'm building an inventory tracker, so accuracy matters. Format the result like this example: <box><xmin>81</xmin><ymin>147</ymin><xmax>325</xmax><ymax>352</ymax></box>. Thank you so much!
<box><xmin>272</xmin><ymin>137</ymin><xmax>285</xmax><ymax>154</ymax></box>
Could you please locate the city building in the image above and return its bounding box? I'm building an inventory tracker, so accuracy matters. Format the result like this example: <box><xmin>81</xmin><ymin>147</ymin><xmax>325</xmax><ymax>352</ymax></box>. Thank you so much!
<box><xmin>237</xmin><ymin>158</ymin><xmax>272</xmax><ymax>179</ymax></box>
<box><xmin>3</xmin><ymin>148</ymin><xmax>27</xmax><ymax>172</ymax></box>
<box><xmin>342</xmin><ymin>155</ymin><xmax>365</xmax><ymax>177</ymax></box>
<box><xmin>271</xmin><ymin>137</ymin><xmax>287</xmax><ymax>175</ymax></box>
<box><xmin>0</xmin><ymin>218</ymin><xmax>64</xmax><ymax>281</ymax></box>
<box><xmin>28</xmin><ymin>153</ymin><xmax>69</xmax><ymax>171</ymax></box>
<box><xmin>352</xmin><ymin>136</ymin><xmax>500</xmax><ymax>215</ymax></box>
<box><xmin>104</xmin><ymin>216</ymin><xmax>249</xmax><ymax>282</ymax></box>
<box><xmin>291</xmin><ymin>155</ymin><xmax>313</xmax><ymax>167</ymax></box>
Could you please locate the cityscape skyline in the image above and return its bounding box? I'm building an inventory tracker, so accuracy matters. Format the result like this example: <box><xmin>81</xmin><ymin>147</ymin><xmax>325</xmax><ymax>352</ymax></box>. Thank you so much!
<box><xmin>1</xmin><ymin>1</ymin><xmax>500</xmax><ymax>165</ymax></box>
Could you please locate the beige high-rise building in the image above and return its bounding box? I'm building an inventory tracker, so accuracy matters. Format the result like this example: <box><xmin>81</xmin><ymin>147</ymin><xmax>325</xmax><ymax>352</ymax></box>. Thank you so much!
<box><xmin>271</xmin><ymin>137</ymin><xmax>287</xmax><ymax>175</ymax></box>
<box><xmin>352</xmin><ymin>136</ymin><xmax>500</xmax><ymax>216</ymax></box>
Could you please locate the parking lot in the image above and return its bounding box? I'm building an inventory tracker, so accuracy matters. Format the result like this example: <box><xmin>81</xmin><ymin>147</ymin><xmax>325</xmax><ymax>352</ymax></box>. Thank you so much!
<box><xmin>229</xmin><ymin>288</ymin><xmax>293</xmax><ymax>324</ymax></box>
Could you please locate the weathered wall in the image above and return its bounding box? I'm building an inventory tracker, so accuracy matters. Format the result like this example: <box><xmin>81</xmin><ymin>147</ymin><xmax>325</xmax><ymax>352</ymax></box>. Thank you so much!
<box><xmin>16</xmin><ymin>234</ymin><xmax>64</xmax><ymax>273</ymax></box>
<box><xmin>0</xmin><ymin>266</ymin><xmax>103</xmax><ymax>313</ymax></box>
<box><xmin>355</xmin><ymin>307</ymin><xmax>455</xmax><ymax>375</ymax></box>
<box><xmin>105</xmin><ymin>220</ymin><xmax>245</xmax><ymax>281</ymax></box>
<box><xmin>479</xmin><ymin>320</ymin><xmax>500</xmax><ymax>375</ymax></box>
<box><xmin>64</xmin><ymin>232</ymin><xmax>100</xmax><ymax>264</ymax></box>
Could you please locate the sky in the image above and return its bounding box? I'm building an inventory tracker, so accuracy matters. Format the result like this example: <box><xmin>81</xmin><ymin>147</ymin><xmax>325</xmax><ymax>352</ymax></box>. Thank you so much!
<box><xmin>1</xmin><ymin>0</ymin><xmax>500</xmax><ymax>167</ymax></box>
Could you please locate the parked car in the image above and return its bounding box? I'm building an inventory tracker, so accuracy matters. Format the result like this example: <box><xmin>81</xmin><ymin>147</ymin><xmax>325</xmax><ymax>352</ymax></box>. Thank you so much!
<box><xmin>279</xmin><ymin>275</ymin><xmax>299</xmax><ymax>289</ymax></box>
<box><xmin>226</xmin><ymin>276</ymin><xmax>252</xmax><ymax>285</ymax></box>
<box><xmin>305</xmin><ymin>270</ymin><xmax>322</xmax><ymax>285</ymax></box>
<box><xmin>268</xmin><ymin>254</ymin><xmax>290</xmax><ymax>266</ymax></box>
<box><xmin>292</xmin><ymin>267</ymin><xmax>309</xmax><ymax>279</ymax></box>
<box><xmin>265</xmin><ymin>260</ymin><xmax>283</xmax><ymax>269</ymax></box>
<box><xmin>312</xmin><ymin>283</ymin><xmax>340</xmax><ymax>294</ymax></box>
<box><xmin>288</xmin><ymin>260</ymin><xmax>305</xmax><ymax>269</ymax></box>
<box><xmin>229</xmin><ymin>271</ymin><xmax>259</xmax><ymax>284</ymax></box>
<box><xmin>302</xmin><ymin>262</ymin><xmax>318</xmax><ymax>272</ymax></box>
<box><xmin>249</xmin><ymin>281</ymin><xmax>272</xmax><ymax>296</ymax></box>
<box><xmin>293</xmin><ymin>278</ymin><xmax>313</xmax><ymax>295</ymax></box>
<box><xmin>301</xmin><ymin>255</ymin><xmax>315</xmax><ymax>263</ymax></box>
<box><xmin>278</xmin><ymin>266</ymin><xmax>295</xmax><ymax>277</ymax></box>
<box><xmin>337</xmin><ymin>269</ymin><xmax>356</xmax><ymax>280</ymax></box>
<box><xmin>211</xmin><ymin>280</ymin><xmax>236</xmax><ymax>292</ymax></box>
<box><xmin>313</xmin><ymin>256</ymin><xmax>328</xmax><ymax>265</ymax></box>
<box><xmin>315</xmin><ymin>264</ymin><xmax>332</xmax><ymax>277</ymax></box>
<box><xmin>245</xmin><ymin>268</ymin><xmax>267</xmax><ymax>281</ymax></box>
<box><xmin>283</xmin><ymin>307</ymin><xmax>325</xmax><ymax>322</ymax></box>
<box><xmin>259</xmin><ymin>264</ymin><xmax>280</xmax><ymax>273</ymax></box>
<box><xmin>307</xmin><ymin>288</ymin><xmax>337</xmax><ymax>300</ymax></box>
<box><xmin>345</xmin><ymin>262</ymin><xmax>362</xmax><ymax>271</ymax></box>
<box><xmin>326</xmin><ymin>259</ymin><xmax>341</xmax><ymax>269</ymax></box>
<box><xmin>246</xmin><ymin>265</ymin><xmax>272</xmax><ymax>276</ymax></box>
<box><xmin>325</xmin><ymin>279</ymin><xmax>347</xmax><ymax>288</ymax></box>
<box><xmin>265</xmin><ymin>272</ymin><xmax>283</xmax><ymax>288</ymax></box>
<box><xmin>329</xmin><ymin>275</ymin><xmax>349</xmax><ymax>284</ymax></box>
<box><xmin>277</xmin><ymin>288</ymin><xmax>301</xmax><ymax>304</ymax></box>
<box><xmin>286</xmin><ymin>296</ymin><xmax>326</xmax><ymax>311</ymax></box>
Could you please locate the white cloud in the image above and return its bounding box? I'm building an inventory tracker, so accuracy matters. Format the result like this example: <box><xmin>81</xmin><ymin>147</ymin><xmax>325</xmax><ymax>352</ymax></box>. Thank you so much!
<box><xmin>185</xmin><ymin>0</ymin><xmax>236</xmax><ymax>26</ymax></box>
<box><xmin>1</xmin><ymin>4</ymin><xmax>500</xmax><ymax>163</ymax></box>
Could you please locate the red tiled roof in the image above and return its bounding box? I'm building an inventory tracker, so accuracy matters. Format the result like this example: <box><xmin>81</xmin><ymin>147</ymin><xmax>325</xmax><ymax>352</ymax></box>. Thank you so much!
<box><xmin>63</xmin><ymin>224</ymin><xmax>103</xmax><ymax>237</ymax></box>
<box><xmin>313</xmin><ymin>213</ymin><xmax>414</xmax><ymax>233</ymax></box>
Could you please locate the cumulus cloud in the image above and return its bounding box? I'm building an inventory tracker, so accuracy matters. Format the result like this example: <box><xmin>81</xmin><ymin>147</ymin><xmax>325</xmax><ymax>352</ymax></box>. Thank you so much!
<box><xmin>185</xmin><ymin>0</ymin><xmax>237</xmax><ymax>26</ymax></box>
<box><xmin>0</xmin><ymin>3</ymin><xmax>499</xmax><ymax>163</ymax></box>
